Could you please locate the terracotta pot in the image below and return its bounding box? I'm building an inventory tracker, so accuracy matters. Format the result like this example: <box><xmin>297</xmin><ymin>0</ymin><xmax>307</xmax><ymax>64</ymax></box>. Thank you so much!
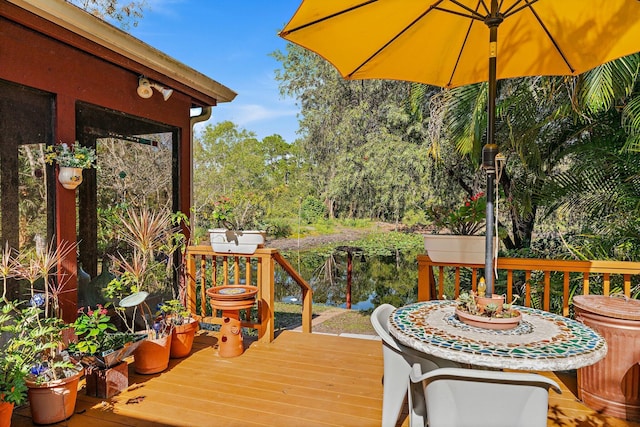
<box><xmin>26</xmin><ymin>369</ymin><xmax>83</xmax><ymax>425</ymax></box>
<box><xmin>170</xmin><ymin>316</ymin><xmax>200</xmax><ymax>359</ymax></box>
<box><xmin>218</xmin><ymin>316</ymin><xmax>244</xmax><ymax>358</ymax></box>
<box><xmin>57</xmin><ymin>166</ymin><xmax>83</xmax><ymax>190</ymax></box>
<box><xmin>0</xmin><ymin>401</ymin><xmax>14</xmax><ymax>426</ymax></box>
<box><xmin>476</xmin><ymin>294</ymin><xmax>504</xmax><ymax>313</ymax></box>
<box><xmin>133</xmin><ymin>333</ymin><xmax>171</xmax><ymax>374</ymax></box>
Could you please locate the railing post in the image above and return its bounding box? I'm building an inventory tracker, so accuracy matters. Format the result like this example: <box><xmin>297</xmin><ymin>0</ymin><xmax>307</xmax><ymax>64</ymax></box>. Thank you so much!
<box><xmin>417</xmin><ymin>254</ymin><xmax>433</xmax><ymax>301</ymax></box>
<box><xmin>259</xmin><ymin>252</ymin><xmax>275</xmax><ymax>343</ymax></box>
<box><xmin>186</xmin><ymin>253</ymin><xmax>196</xmax><ymax>313</ymax></box>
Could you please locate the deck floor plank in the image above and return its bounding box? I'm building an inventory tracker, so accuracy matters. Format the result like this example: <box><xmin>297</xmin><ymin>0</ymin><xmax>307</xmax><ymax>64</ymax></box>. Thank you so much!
<box><xmin>10</xmin><ymin>330</ymin><xmax>640</xmax><ymax>427</ymax></box>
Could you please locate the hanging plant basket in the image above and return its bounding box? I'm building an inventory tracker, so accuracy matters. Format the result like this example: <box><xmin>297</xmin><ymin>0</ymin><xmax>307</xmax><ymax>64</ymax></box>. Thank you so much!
<box><xmin>57</xmin><ymin>166</ymin><xmax>84</xmax><ymax>190</ymax></box>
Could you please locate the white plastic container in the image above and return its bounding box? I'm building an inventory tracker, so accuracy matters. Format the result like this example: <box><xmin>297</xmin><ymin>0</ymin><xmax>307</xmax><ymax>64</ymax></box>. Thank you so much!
<box><xmin>208</xmin><ymin>229</ymin><xmax>266</xmax><ymax>254</ymax></box>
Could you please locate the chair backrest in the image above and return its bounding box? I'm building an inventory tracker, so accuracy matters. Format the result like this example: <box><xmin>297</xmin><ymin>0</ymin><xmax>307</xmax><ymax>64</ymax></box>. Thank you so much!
<box><xmin>371</xmin><ymin>303</ymin><xmax>400</xmax><ymax>351</ymax></box>
<box><xmin>411</xmin><ymin>366</ymin><xmax>562</xmax><ymax>427</ymax></box>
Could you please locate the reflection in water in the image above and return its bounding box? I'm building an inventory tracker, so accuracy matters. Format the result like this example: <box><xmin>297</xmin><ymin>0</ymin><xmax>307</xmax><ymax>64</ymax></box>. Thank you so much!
<box><xmin>276</xmin><ymin>246</ymin><xmax>423</xmax><ymax>310</ymax></box>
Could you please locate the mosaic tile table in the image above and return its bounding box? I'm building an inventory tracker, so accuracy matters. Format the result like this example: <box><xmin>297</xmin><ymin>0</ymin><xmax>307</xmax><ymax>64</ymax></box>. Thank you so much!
<box><xmin>389</xmin><ymin>300</ymin><xmax>608</xmax><ymax>371</ymax></box>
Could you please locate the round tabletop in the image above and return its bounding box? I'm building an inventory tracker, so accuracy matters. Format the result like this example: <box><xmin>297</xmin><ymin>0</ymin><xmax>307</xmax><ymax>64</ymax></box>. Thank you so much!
<box><xmin>389</xmin><ymin>300</ymin><xmax>608</xmax><ymax>371</ymax></box>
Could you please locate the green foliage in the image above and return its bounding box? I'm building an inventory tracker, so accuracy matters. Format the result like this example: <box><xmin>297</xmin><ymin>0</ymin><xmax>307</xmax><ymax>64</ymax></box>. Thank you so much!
<box><xmin>260</xmin><ymin>218</ymin><xmax>293</xmax><ymax>238</ymax></box>
<box><xmin>300</xmin><ymin>196</ymin><xmax>326</xmax><ymax>224</ymax></box>
<box><xmin>402</xmin><ymin>209</ymin><xmax>428</xmax><ymax>228</ymax></box>
<box><xmin>159</xmin><ymin>299</ymin><xmax>191</xmax><ymax>326</ymax></box>
<box><xmin>427</xmin><ymin>193</ymin><xmax>486</xmax><ymax>235</ymax></box>
<box><xmin>70</xmin><ymin>305</ymin><xmax>117</xmax><ymax>354</ymax></box>
<box><xmin>44</xmin><ymin>141</ymin><xmax>96</xmax><ymax>169</ymax></box>
<box><xmin>106</xmin><ymin>207</ymin><xmax>187</xmax><ymax>333</ymax></box>
<box><xmin>67</xmin><ymin>0</ymin><xmax>148</xmax><ymax>30</ymax></box>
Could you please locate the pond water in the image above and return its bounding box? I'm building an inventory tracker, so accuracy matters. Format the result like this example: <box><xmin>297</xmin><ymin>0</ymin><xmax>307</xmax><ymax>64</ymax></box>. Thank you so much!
<box><xmin>276</xmin><ymin>247</ymin><xmax>423</xmax><ymax>311</ymax></box>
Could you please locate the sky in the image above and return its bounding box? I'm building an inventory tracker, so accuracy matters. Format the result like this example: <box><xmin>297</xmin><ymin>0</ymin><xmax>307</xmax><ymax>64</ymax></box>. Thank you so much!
<box><xmin>127</xmin><ymin>0</ymin><xmax>304</xmax><ymax>143</ymax></box>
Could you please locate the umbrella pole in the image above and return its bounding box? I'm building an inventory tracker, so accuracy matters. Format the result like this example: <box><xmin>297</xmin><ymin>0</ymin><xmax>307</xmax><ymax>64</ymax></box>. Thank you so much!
<box><xmin>483</xmin><ymin>1</ymin><xmax>502</xmax><ymax>296</ymax></box>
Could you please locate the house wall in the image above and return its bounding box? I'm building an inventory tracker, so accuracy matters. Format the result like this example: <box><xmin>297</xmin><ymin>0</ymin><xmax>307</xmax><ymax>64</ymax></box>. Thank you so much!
<box><xmin>0</xmin><ymin>5</ymin><xmax>195</xmax><ymax>321</ymax></box>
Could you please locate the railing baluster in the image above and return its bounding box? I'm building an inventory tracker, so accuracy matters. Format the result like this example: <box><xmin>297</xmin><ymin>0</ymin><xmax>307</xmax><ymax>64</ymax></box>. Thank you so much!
<box><xmin>624</xmin><ymin>274</ymin><xmax>631</xmax><ymax>296</ymax></box>
<box><xmin>583</xmin><ymin>272</ymin><xmax>589</xmax><ymax>295</ymax></box>
<box><xmin>200</xmin><ymin>255</ymin><xmax>207</xmax><ymax>318</ymax></box>
<box><xmin>506</xmin><ymin>269</ymin><xmax>513</xmax><ymax>304</ymax></box>
<box><xmin>525</xmin><ymin>270</ymin><xmax>531</xmax><ymax>307</ymax></box>
<box><xmin>563</xmin><ymin>272</ymin><xmax>570</xmax><ymax>316</ymax></box>
<box><xmin>222</xmin><ymin>256</ymin><xmax>229</xmax><ymax>285</ymax></box>
<box><xmin>543</xmin><ymin>271</ymin><xmax>551</xmax><ymax>311</ymax></box>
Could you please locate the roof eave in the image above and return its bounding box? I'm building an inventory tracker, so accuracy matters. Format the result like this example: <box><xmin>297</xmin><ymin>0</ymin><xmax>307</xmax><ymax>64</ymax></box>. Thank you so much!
<box><xmin>8</xmin><ymin>0</ymin><xmax>237</xmax><ymax>104</ymax></box>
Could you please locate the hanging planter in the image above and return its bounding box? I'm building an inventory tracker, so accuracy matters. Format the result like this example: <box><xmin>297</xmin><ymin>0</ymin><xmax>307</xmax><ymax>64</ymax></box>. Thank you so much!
<box><xmin>57</xmin><ymin>166</ymin><xmax>84</xmax><ymax>190</ymax></box>
<box><xmin>44</xmin><ymin>141</ymin><xmax>97</xmax><ymax>190</ymax></box>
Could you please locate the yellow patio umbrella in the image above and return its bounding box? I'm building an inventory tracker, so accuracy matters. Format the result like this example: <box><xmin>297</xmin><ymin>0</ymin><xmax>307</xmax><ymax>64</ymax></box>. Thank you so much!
<box><xmin>279</xmin><ymin>0</ymin><xmax>640</xmax><ymax>294</ymax></box>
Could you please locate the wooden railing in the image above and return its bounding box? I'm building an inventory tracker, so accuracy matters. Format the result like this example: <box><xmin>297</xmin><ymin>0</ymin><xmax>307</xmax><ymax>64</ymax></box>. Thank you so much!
<box><xmin>184</xmin><ymin>246</ymin><xmax>313</xmax><ymax>343</ymax></box>
<box><xmin>418</xmin><ymin>255</ymin><xmax>640</xmax><ymax>316</ymax></box>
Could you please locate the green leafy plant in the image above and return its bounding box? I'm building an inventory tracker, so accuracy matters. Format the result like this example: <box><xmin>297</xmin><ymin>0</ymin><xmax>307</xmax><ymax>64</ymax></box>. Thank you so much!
<box><xmin>44</xmin><ymin>141</ymin><xmax>97</xmax><ymax>169</ymax></box>
<box><xmin>210</xmin><ymin>195</ymin><xmax>234</xmax><ymax>228</ymax></box>
<box><xmin>159</xmin><ymin>299</ymin><xmax>191</xmax><ymax>326</ymax></box>
<box><xmin>70</xmin><ymin>305</ymin><xmax>117</xmax><ymax>354</ymax></box>
<box><xmin>427</xmin><ymin>192</ymin><xmax>486</xmax><ymax>235</ymax></box>
<box><xmin>0</xmin><ymin>240</ymin><xmax>83</xmax><ymax>398</ymax></box>
<box><xmin>106</xmin><ymin>207</ymin><xmax>187</xmax><ymax>336</ymax></box>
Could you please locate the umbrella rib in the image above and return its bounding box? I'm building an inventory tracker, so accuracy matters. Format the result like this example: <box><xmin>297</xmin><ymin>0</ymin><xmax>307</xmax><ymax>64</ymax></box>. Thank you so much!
<box><xmin>348</xmin><ymin>0</ymin><xmax>485</xmax><ymax>79</ymax></box>
<box><xmin>446</xmin><ymin>0</ymin><xmax>488</xmax><ymax>20</ymax></box>
<box><xmin>448</xmin><ymin>4</ymin><xmax>483</xmax><ymax>87</ymax></box>
<box><xmin>279</xmin><ymin>0</ymin><xmax>378</xmax><ymax>35</ymax></box>
<box><xmin>519</xmin><ymin>0</ymin><xmax>575</xmax><ymax>73</ymax></box>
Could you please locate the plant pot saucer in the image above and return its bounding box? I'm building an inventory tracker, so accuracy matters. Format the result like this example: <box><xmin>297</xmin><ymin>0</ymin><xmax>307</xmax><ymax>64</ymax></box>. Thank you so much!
<box><xmin>455</xmin><ymin>308</ymin><xmax>522</xmax><ymax>330</ymax></box>
<box><xmin>206</xmin><ymin>285</ymin><xmax>258</xmax><ymax>301</ymax></box>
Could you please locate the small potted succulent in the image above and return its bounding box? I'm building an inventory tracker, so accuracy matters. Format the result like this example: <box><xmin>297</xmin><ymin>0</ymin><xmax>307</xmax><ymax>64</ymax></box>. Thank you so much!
<box><xmin>44</xmin><ymin>141</ymin><xmax>97</xmax><ymax>189</ymax></box>
<box><xmin>454</xmin><ymin>285</ymin><xmax>521</xmax><ymax>330</ymax></box>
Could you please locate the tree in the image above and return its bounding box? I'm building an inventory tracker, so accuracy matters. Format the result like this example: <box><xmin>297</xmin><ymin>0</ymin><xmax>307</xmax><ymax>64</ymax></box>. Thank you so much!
<box><xmin>192</xmin><ymin>121</ymin><xmax>305</xmax><ymax>236</ymax></box>
<box><xmin>273</xmin><ymin>44</ymin><xmax>433</xmax><ymax>222</ymax></box>
<box><xmin>66</xmin><ymin>0</ymin><xmax>147</xmax><ymax>29</ymax></box>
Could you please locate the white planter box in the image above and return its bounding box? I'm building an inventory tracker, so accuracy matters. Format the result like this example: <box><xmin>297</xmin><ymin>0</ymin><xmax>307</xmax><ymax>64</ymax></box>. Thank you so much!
<box><xmin>208</xmin><ymin>229</ymin><xmax>266</xmax><ymax>254</ymax></box>
<box><xmin>423</xmin><ymin>235</ymin><xmax>486</xmax><ymax>265</ymax></box>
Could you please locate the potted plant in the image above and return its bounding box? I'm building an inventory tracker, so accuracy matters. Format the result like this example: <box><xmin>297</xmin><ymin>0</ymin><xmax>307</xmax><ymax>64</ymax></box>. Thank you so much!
<box><xmin>44</xmin><ymin>141</ymin><xmax>97</xmax><ymax>190</ymax></box>
<box><xmin>0</xmin><ymin>240</ymin><xmax>85</xmax><ymax>424</ymax></box>
<box><xmin>454</xmin><ymin>288</ymin><xmax>522</xmax><ymax>330</ymax></box>
<box><xmin>68</xmin><ymin>304</ymin><xmax>145</xmax><ymax>397</ymax></box>
<box><xmin>160</xmin><ymin>299</ymin><xmax>200</xmax><ymax>358</ymax></box>
<box><xmin>105</xmin><ymin>207</ymin><xmax>187</xmax><ymax>374</ymax></box>
<box><xmin>423</xmin><ymin>192</ymin><xmax>487</xmax><ymax>264</ymax></box>
<box><xmin>207</xmin><ymin>196</ymin><xmax>266</xmax><ymax>254</ymax></box>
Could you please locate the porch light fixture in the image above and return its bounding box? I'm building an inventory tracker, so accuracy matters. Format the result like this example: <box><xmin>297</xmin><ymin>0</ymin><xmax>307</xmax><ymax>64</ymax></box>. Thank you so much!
<box><xmin>137</xmin><ymin>76</ymin><xmax>173</xmax><ymax>101</ymax></box>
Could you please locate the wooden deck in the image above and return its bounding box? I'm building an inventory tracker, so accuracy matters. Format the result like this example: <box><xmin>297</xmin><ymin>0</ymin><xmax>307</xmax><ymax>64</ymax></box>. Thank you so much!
<box><xmin>11</xmin><ymin>330</ymin><xmax>639</xmax><ymax>426</ymax></box>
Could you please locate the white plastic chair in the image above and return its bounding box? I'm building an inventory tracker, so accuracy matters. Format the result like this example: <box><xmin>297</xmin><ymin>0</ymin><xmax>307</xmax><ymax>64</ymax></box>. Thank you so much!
<box><xmin>371</xmin><ymin>304</ymin><xmax>460</xmax><ymax>427</ymax></box>
<box><xmin>409</xmin><ymin>366</ymin><xmax>562</xmax><ymax>427</ymax></box>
